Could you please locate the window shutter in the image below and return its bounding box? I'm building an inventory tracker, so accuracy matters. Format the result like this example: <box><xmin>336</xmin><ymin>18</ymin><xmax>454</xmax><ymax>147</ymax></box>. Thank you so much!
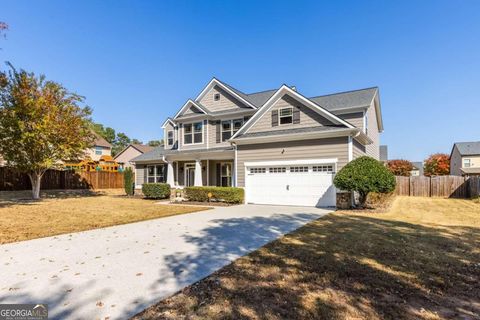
<box><xmin>216</xmin><ymin>163</ymin><xmax>221</xmax><ymax>186</ymax></box>
<box><xmin>293</xmin><ymin>106</ymin><xmax>300</xmax><ymax>124</ymax></box>
<box><xmin>143</xmin><ymin>167</ymin><xmax>147</xmax><ymax>184</ymax></box>
<box><xmin>272</xmin><ymin>110</ymin><xmax>278</xmax><ymax>127</ymax></box>
<box><xmin>216</xmin><ymin>120</ymin><xmax>221</xmax><ymax>143</ymax></box>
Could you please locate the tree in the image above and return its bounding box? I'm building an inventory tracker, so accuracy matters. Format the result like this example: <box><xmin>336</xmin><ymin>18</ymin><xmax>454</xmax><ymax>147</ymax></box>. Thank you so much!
<box><xmin>91</xmin><ymin>123</ymin><xmax>115</xmax><ymax>143</ymax></box>
<box><xmin>334</xmin><ymin>156</ymin><xmax>396</xmax><ymax>208</ymax></box>
<box><xmin>112</xmin><ymin>132</ymin><xmax>131</xmax><ymax>156</ymax></box>
<box><xmin>132</xmin><ymin>138</ymin><xmax>143</xmax><ymax>144</ymax></box>
<box><xmin>424</xmin><ymin>153</ymin><xmax>450</xmax><ymax>176</ymax></box>
<box><xmin>0</xmin><ymin>63</ymin><xmax>94</xmax><ymax>199</ymax></box>
<box><xmin>0</xmin><ymin>22</ymin><xmax>7</xmax><ymax>50</ymax></box>
<box><xmin>387</xmin><ymin>159</ymin><xmax>414</xmax><ymax>176</ymax></box>
<box><xmin>147</xmin><ymin>140</ymin><xmax>163</xmax><ymax>147</ymax></box>
<box><xmin>123</xmin><ymin>167</ymin><xmax>134</xmax><ymax>196</ymax></box>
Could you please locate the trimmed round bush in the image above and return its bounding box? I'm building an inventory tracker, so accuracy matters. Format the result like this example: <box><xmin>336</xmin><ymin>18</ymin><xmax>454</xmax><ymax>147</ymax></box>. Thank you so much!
<box><xmin>334</xmin><ymin>156</ymin><xmax>396</xmax><ymax>208</ymax></box>
<box><xmin>142</xmin><ymin>183</ymin><xmax>171</xmax><ymax>199</ymax></box>
<box><xmin>185</xmin><ymin>186</ymin><xmax>244</xmax><ymax>204</ymax></box>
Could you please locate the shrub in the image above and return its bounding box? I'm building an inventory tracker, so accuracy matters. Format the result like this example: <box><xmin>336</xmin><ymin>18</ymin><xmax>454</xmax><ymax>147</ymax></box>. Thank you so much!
<box><xmin>123</xmin><ymin>167</ymin><xmax>134</xmax><ymax>196</ymax></box>
<box><xmin>185</xmin><ymin>186</ymin><xmax>244</xmax><ymax>204</ymax></box>
<box><xmin>142</xmin><ymin>183</ymin><xmax>171</xmax><ymax>199</ymax></box>
<box><xmin>387</xmin><ymin>159</ymin><xmax>414</xmax><ymax>176</ymax></box>
<box><xmin>334</xmin><ymin>156</ymin><xmax>396</xmax><ymax>208</ymax></box>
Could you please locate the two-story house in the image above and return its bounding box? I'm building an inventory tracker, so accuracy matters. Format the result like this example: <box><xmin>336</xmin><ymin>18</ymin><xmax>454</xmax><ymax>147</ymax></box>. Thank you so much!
<box><xmin>132</xmin><ymin>78</ymin><xmax>383</xmax><ymax>207</ymax></box>
<box><xmin>450</xmin><ymin>141</ymin><xmax>480</xmax><ymax>176</ymax></box>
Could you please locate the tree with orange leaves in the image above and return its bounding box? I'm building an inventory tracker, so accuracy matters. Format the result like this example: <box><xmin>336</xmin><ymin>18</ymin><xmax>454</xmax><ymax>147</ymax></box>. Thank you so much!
<box><xmin>387</xmin><ymin>159</ymin><xmax>414</xmax><ymax>176</ymax></box>
<box><xmin>424</xmin><ymin>153</ymin><xmax>450</xmax><ymax>176</ymax></box>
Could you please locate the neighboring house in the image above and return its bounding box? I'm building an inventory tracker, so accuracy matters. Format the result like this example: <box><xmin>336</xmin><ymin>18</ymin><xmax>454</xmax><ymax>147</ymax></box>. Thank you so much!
<box><xmin>114</xmin><ymin>144</ymin><xmax>154</xmax><ymax>170</ymax></box>
<box><xmin>132</xmin><ymin>78</ymin><xmax>384</xmax><ymax>207</ymax></box>
<box><xmin>411</xmin><ymin>162</ymin><xmax>424</xmax><ymax>176</ymax></box>
<box><xmin>380</xmin><ymin>145</ymin><xmax>388</xmax><ymax>163</ymax></box>
<box><xmin>85</xmin><ymin>134</ymin><xmax>112</xmax><ymax>161</ymax></box>
<box><xmin>450</xmin><ymin>141</ymin><xmax>480</xmax><ymax>176</ymax></box>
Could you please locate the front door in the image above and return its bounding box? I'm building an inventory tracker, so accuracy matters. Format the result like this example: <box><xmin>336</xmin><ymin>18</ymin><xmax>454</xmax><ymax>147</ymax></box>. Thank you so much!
<box><xmin>185</xmin><ymin>164</ymin><xmax>196</xmax><ymax>187</ymax></box>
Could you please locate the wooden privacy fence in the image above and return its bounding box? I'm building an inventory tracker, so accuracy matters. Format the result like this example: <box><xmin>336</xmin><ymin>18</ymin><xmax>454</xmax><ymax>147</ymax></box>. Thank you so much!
<box><xmin>395</xmin><ymin>175</ymin><xmax>480</xmax><ymax>198</ymax></box>
<box><xmin>0</xmin><ymin>167</ymin><xmax>124</xmax><ymax>191</ymax></box>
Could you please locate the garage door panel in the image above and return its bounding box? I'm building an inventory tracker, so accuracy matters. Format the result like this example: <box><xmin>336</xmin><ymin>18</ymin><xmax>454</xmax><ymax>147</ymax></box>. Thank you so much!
<box><xmin>245</xmin><ymin>163</ymin><xmax>336</xmax><ymax>207</ymax></box>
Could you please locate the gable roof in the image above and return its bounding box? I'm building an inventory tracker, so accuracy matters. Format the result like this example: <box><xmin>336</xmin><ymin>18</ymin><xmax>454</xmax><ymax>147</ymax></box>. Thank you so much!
<box><xmin>195</xmin><ymin>78</ymin><xmax>258</xmax><ymax>110</ymax></box>
<box><xmin>412</xmin><ymin>161</ymin><xmax>424</xmax><ymax>176</ymax></box>
<box><xmin>309</xmin><ymin>87</ymin><xmax>378</xmax><ymax>112</ymax></box>
<box><xmin>231</xmin><ymin>85</ymin><xmax>355</xmax><ymax>140</ymax></box>
<box><xmin>113</xmin><ymin>144</ymin><xmax>154</xmax><ymax>160</ymax></box>
<box><xmin>453</xmin><ymin>141</ymin><xmax>480</xmax><ymax>156</ymax></box>
<box><xmin>173</xmin><ymin>100</ymin><xmax>209</xmax><ymax>119</ymax></box>
<box><xmin>93</xmin><ymin>133</ymin><xmax>112</xmax><ymax>148</ymax></box>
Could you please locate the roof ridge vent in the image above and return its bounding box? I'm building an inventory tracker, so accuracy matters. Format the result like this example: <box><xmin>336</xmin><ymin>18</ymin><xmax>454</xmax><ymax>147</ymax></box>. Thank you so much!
<box><xmin>291</xmin><ymin>86</ymin><xmax>297</xmax><ymax>91</ymax></box>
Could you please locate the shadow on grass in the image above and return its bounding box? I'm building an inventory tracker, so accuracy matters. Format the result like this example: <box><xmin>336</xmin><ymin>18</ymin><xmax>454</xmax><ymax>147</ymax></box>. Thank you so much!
<box><xmin>0</xmin><ymin>189</ymin><xmax>103</xmax><ymax>208</ymax></box>
<box><xmin>133</xmin><ymin>213</ymin><xmax>480</xmax><ymax>320</ymax></box>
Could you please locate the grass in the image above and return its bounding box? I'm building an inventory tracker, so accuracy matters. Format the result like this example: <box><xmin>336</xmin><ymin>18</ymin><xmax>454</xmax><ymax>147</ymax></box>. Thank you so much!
<box><xmin>0</xmin><ymin>189</ymin><xmax>210</xmax><ymax>244</ymax></box>
<box><xmin>133</xmin><ymin>196</ymin><xmax>480</xmax><ymax>320</ymax></box>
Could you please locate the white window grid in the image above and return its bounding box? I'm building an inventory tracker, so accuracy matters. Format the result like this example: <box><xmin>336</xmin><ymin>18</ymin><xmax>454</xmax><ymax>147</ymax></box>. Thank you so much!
<box><xmin>249</xmin><ymin>167</ymin><xmax>266</xmax><ymax>174</ymax></box>
<box><xmin>269</xmin><ymin>167</ymin><xmax>286</xmax><ymax>173</ymax></box>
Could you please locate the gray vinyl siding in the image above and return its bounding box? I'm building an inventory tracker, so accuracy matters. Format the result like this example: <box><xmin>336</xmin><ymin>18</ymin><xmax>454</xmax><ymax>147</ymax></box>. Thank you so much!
<box><xmin>207</xmin><ymin>120</ymin><xmax>231</xmax><ymax>148</ymax></box>
<box><xmin>236</xmin><ymin>137</ymin><xmax>349</xmax><ymax>187</ymax></box>
<box><xmin>353</xmin><ymin>139</ymin><xmax>367</xmax><ymax>159</ymax></box>
<box><xmin>135</xmin><ymin>164</ymin><xmax>146</xmax><ymax>187</ymax></box>
<box><xmin>340</xmin><ymin>112</ymin><xmax>364</xmax><ymax>129</ymax></box>
<box><xmin>365</xmin><ymin>101</ymin><xmax>380</xmax><ymax>160</ymax></box>
<box><xmin>248</xmin><ymin>95</ymin><xmax>335</xmax><ymax>134</ymax></box>
<box><xmin>199</xmin><ymin>85</ymin><xmax>249</xmax><ymax>112</ymax></box>
<box><xmin>450</xmin><ymin>147</ymin><xmax>462</xmax><ymax>176</ymax></box>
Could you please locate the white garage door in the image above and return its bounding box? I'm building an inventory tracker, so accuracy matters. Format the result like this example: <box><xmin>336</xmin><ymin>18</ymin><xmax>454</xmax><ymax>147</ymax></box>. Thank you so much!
<box><xmin>245</xmin><ymin>160</ymin><xmax>337</xmax><ymax>207</ymax></box>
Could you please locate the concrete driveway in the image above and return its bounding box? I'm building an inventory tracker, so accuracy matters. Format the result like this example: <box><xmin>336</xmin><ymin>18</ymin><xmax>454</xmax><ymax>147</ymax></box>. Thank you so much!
<box><xmin>0</xmin><ymin>204</ymin><xmax>330</xmax><ymax>320</ymax></box>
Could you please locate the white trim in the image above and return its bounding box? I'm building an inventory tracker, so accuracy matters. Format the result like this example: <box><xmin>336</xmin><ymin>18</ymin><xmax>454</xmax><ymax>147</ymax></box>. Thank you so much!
<box><xmin>166</xmin><ymin>130</ymin><xmax>174</xmax><ymax>146</ymax></box>
<box><xmin>195</xmin><ymin>78</ymin><xmax>257</xmax><ymax>109</ymax></box>
<box><xmin>182</xmin><ymin>121</ymin><xmax>204</xmax><ymax>145</ymax></box>
<box><xmin>233</xmin><ymin>142</ymin><xmax>238</xmax><ymax>187</ymax></box>
<box><xmin>184</xmin><ymin>162</ymin><xmax>196</xmax><ymax>187</ymax></box>
<box><xmin>231</xmin><ymin>85</ymin><xmax>354</xmax><ymax>140</ymax></box>
<box><xmin>206</xmin><ymin>159</ymin><xmax>209</xmax><ymax>186</ymax></box>
<box><xmin>161</xmin><ymin>118</ymin><xmax>177</xmax><ymax>129</ymax></box>
<box><xmin>220</xmin><ymin>118</ymin><xmax>244</xmax><ymax>143</ymax></box>
<box><xmin>219</xmin><ymin>161</ymin><xmax>233</xmax><ymax>187</ymax></box>
<box><xmin>348</xmin><ymin>136</ymin><xmax>353</xmax><ymax>161</ymax></box>
<box><xmin>233</xmin><ymin>128</ymin><xmax>372</xmax><ymax>145</ymax></box>
<box><xmin>244</xmin><ymin>158</ymin><xmax>338</xmax><ymax>167</ymax></box>
<box><xmin>278</xmin><ymin>107</ymin><xmax>293</xmax><ymax>125</ymax></box>
<box><xmin>173</xmin><ymin>100</ymin><xmax>208</xmax><ymax>119</ymax></box>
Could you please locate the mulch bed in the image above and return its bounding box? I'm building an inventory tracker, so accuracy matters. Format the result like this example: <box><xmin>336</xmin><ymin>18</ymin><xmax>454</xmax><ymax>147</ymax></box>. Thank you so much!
<box><xmin>170</xmin><ymin>201</ymin><xmax>238</xmax><ymax>207</ymax></box>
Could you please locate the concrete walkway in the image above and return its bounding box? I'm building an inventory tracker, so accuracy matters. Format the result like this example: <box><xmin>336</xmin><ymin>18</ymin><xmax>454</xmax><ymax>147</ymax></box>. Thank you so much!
<box><xmin>0</xmin><ymin>204</ymin><xmax>330</xmax><ymax>320</ymax></box>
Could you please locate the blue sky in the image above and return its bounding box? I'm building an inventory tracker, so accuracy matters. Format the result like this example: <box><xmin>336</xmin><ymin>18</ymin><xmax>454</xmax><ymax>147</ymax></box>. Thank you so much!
<box><xmin>2</xmin><ymin>0</ymin><xmax>479</xmax><ymax>160</ymax></box>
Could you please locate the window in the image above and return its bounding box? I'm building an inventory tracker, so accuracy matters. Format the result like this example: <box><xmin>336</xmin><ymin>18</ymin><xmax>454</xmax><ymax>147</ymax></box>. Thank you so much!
<box><xmin>463</xmin><ymin>158</ymin><xmax>471</xmax><ymax>168</ymax></box>
<box><xmin>147</xmin><ymin>165</ymin><xmax>165</xmax><ymax>183</ymax></box>
<box><xmin>221</xmin><ymin>119</ymin><xmax>243</xmax><ymax>142</ymax></box>
<box><xmin>279</xmin><ymin>107</ymin><xmax>293</xmax><ymax>125</ymax></box>
<box><xmin>221</xmin><ymin>163</ymin><xmax>232</xmax><ymax>187</ymax></box>
<box><xmin>313</xmin><ymin>165</ymin><xmax>334</xmax><ymax>173</ymax></box>
<box><xmin>214</xmin><ymin>93</ymin><xmax>220</xmax><ymax>101</ymax></box>
<box><xmin>167</xmin><ymin>131</ymin><xmax>174</xmax><ymax>146</ymax></box>
<box><xmin>290</xmin><ymin>166</ymin><xmax>308</xmax><ymax>173</ymax></box>
<box><xmin>249</xmin><ymin>167</ymin><xmax>266</xmax><ymax>174</ymax></box>
<box><xmin>269</xmin><ymin>167</ymin><xmax>286</xmax><ymax>173</ymax></box>
<box><xmin>183</xmin><ymin>122</ymin><xmax>203</xmax><ymax>144</ymax></box>
<box><xmin>95</xmin><ymin>146</ymin><xmax>102</xmax><ymax>155</ymax></box>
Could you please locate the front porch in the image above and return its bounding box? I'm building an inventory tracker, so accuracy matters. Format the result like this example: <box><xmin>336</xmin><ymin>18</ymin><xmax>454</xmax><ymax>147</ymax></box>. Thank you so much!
<box><xmin>167</xmin><ymin>159</ymin><xmax>235</xmax><ymax>188</ymax></box>
<box><xmin>134</xmin><ymin>147</ymin><xmax>236</xmax><ymax>189</ymax></box>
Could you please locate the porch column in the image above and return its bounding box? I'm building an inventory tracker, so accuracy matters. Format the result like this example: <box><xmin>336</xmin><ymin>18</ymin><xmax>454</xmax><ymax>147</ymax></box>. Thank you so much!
<box><xmin>166</xmin><ymin>161</ymin><xmax>175</xmax><ymax>187</ymax></box>
<box><xmin>194</xmin><ymin>159</ymin><xmax>203</xmax><ymax>186</ymax></box>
